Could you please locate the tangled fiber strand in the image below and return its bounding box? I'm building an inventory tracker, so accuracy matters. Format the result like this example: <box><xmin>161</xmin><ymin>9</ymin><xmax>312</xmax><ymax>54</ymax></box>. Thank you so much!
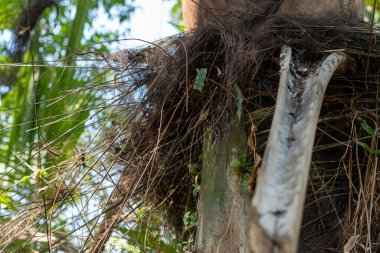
<box><xmin>102</xmin><ymin>15</ymin><xmax>380</xmax><ymax>251</ymax></box>
<box><xmin>103</xmin><ymin>27</ymin><xmax>264</xmax><ymax>232</ymax></box>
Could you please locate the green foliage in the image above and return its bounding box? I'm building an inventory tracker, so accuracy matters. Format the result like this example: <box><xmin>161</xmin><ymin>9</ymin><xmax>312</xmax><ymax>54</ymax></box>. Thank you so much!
<box><xmin>192</xmin><ymin>176</ymin><xmax>200</xmax><ymax>197</ymax></box>
<box><xmin>361</xmin><ymin>121</ymin><xmax>375</xmax><ymax>135</ymax></box>
<box><xmin>365</xmin><ymin>0</ymin><xmax>380</xmax><ymax>11</ymax></box>
<box><xmin>358</xmin><ymin>121</ymin><xmax>379</xmax><ymax>155</ymax></box>
<box><xmin>176</xmin><ymin>236</ymin><xmax>194</xmax><ymax>252</ymax></box>
<box><xmin>136</xmin><ymin>206</ymin><xmax>151</xmax><ymax>220</ymax></box>
<box><xmin>356</xmin><ymin>140</ymin><xmax>380</xmax><ymax>155</ymax></box>
<box><xmin>183</xmin><ymin>211</ymin><xmax>197</xmax><ymax>230</ymax></box>
<box><xmin>118</xmin><ymin>212</ymin><xmax>177</xmax><ymax>253</ymax></box>
<box><xmin>168</xmin><ymin>0</ymin><xmax>184</xmax><ymax>32</ymax></box>
<box><xmin>0</xmin><ymin>0</ymin><xmax>136</xmax><ymax>252</ymax></box>
<box><xmin>194</xmin><ymin>68</ymin><xmax>207</xmax><ymax>91</ymax></box>
<box><xmin>229</xmin><ymin>154</ymin><xmax>246</xmax><ymax>169</ymax></box>
<box><xmin>0</xmin><ymin>0</ymin><xmax>24</xmax><ymax>30</ymax></box>
<box><xmin>0</xmin><ymin>193</ymin><xmax>12</xmax><ymax>206</ymax></box>
<box><xmin>0</xmin><ymin>0</ymin><xmax>134</xmax><ymax>168</ymax></box>
<box><xmin>108</xmin><ymin>237</ymin><xmax>141</xmax><ymax>253</ymax></box>
<box><xmin>364</xmin><ymin>0</ymin><xmax>380</xmax><ymax>23</ymax></box>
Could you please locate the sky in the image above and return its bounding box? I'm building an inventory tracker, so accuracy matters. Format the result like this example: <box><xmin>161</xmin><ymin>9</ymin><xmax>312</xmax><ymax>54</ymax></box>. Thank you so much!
<box><xmin>0</xmin><ymin>1</ymin><xmax>180</xmax><ymax>53</ymax></box>
<box><xmin>100</xmin><ymin>0</ymin><xmax>180</xmax><ymax>49</ymax></box>
<box><xmin>89</xmin><ymin>0</ymin><xmax>180</xmax><ymax>50</ymax></box>
<box><xmin>129</xmin><ymin>0</ymin><xmax>179</xmax><ymax>42</ymax></box>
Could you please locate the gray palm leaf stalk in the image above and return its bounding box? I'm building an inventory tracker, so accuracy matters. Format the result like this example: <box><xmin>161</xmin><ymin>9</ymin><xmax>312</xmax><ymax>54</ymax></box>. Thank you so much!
<box><xmin>250</xmin><ymin>46</ymin><xmax>353</xmax><ymax>253</ymax></box>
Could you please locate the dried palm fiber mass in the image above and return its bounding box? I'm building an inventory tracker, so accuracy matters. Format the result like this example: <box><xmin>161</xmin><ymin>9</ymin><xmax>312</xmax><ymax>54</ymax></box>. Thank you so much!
<box><xmin>103</xmin><ymin>15</ymin><xmax>379</xmax><ymax>252</ymax></box>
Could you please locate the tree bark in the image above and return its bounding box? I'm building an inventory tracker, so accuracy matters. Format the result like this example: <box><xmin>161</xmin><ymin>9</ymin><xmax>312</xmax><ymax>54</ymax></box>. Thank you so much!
<box><xmin>183</xmin><ymin>0</ymin><xmax>363</xmax><ymax>30</ymax></box>
<box><xmin>196</xmin><ymin>121</ymin><xmax>248</xmax><ymax>253</ymax></box>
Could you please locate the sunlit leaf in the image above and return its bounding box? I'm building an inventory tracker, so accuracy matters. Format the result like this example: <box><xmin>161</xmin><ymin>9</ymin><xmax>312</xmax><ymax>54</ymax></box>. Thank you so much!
<box><xmin>109</xmin><ymin>237</ymin><xmax>141</xmax><ymax>253</ymax></box>
<box><xmin>0</xmin><ymin>193</ymin><xmax>12</xmax><ymax>206</ymax></box>
<box><xmin>136</xmin><ymin>206</ymin><xmax>151</xmax><ymax>220</ymax></box>
<box><xmin>20</xmin><ymin>176</ymin><xmax>31</xmax><ymax>183</ymax></box>
<box><xmin>229</xmin><ymin>159</ymin><xmax>243</xmax><ymax>169</ymax></box>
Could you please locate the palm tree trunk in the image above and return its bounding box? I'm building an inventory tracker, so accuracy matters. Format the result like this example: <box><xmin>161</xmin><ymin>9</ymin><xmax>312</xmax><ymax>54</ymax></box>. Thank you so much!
<box><xmin>182</xmin><ymin>0</ymin><xmax>363</xmax><ymax>30</ymax></box>
<box><xmin>196</xmin><ymin>121</ymin><xmax>249</xmax><ymax>252</ymax></box>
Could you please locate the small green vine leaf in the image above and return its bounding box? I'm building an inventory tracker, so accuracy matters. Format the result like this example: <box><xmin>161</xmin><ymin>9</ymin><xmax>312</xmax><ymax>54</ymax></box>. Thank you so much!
<box><xmin>194</xmin><ymin>68</ymin><xmax>207</xmax><ymax>91</ymax></box>
<box><xmin>229</xmin><ymin>155</ymin><xmax>246</xmax><ymax>169</ymax></box>
<box><xmin>230</xmin><ymin>159</ymin><xmax>243</xmax><ymax>169</ymax></box>
<box><xmin>356</xmin><ymin>140</ymin><xmax>380</xmax><ymax>155</ymax></box>
<box><xmin>361</xmin><ymin>122</ymin><xmax>375</xmax><ymax>135</ymax></box>
<box><xmin>183</xmin><ymin>211</ymin><xmax>197</xmax><ymax>229</ymax></box>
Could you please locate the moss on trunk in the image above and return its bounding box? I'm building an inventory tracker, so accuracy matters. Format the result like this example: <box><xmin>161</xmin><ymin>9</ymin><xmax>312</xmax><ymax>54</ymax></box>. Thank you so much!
<box><xmin>196</xmin><ymin>119</ymin><xmax>249</xmax><ymax>253</ymax></box>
